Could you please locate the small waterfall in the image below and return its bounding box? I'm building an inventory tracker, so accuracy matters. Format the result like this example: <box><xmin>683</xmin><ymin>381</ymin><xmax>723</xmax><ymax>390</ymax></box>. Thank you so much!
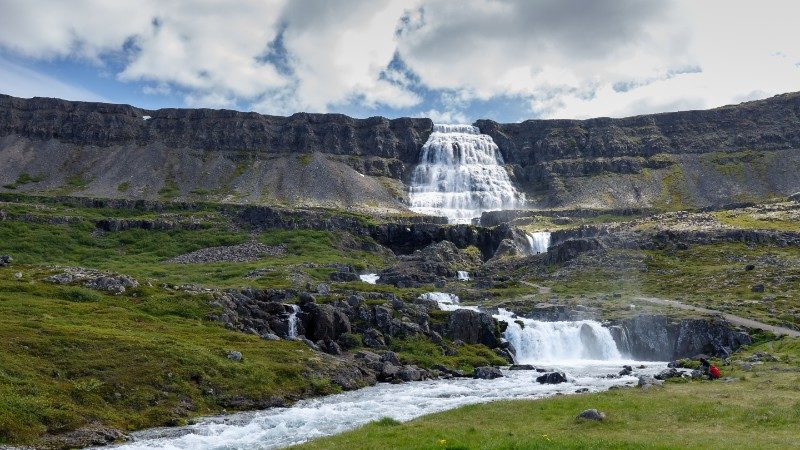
<box><xmin>418</xmin><ymin>292</ymin><xmax>478</xmax><ymax>312</ymax></box>
<box><xmin>359</xmin><ymin>273</ymin><xmax>379</xmax><ymax>284</ymax></box>
<box><xmin>526</xmin><ymin>231</ymin><xmax>551</xmax><ymax>254</ymax></box>
<box><xmin>409</xmin><ymin>124</ymin><xmax>525</xmax><ymax>223</ymax></box>
<box><xmin>457</xmin><ymin>271</ymin><xmax>470</xmax><ymax>281</ymax></box>
<box><xmin>287</xmin><ymin>305</ymin><xmax>301</xmax><ymax>339</ymax></box>
<box><xmin>494</xmin><ymin>309</ymin><xmax>622</xmax><ymax>363</ymax></box>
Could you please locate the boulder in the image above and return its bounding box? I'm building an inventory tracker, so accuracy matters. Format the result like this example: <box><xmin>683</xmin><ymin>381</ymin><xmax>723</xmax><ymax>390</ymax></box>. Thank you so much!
<box><xmin>536</xmin><ymin>372</ymin><xmax>567</xmax><ymax>384</ymax></box>
<box><xmin>474</xmin><ymin>366</ymin><xmax>503</xmax><ymax>379</ymax></box>
<box><xmin>654</xmin><ymin>368</ymin><xmax>680</xmax><ymax>380</ymax></box>
<box><xmin>226</xmin><ymin>351</ymin><xmax>243</xmax><ymax>362</ymax></box>
<box><xmin>397</xmin><ymin>366</ymin><xmax>424</xmax><ymax>382</ymax></box>
<box><xmin>0</xmin><ymin>255</ymin><xmax>11</xmax><ymax>266</ymax></box>
<box><xmin>509</xmin><ymin>364</ymin><xmax>536</xmax><ymax>370</ymax></box>
<box><xmin>446</xmin><ymin>309</ymin><xmax>499</xmax><ymax>348</ymax></box>
<box><xmin>305</xmin><ymin>304</ymin><xmax>351</xmax><ymax>342</ymax></box>
<box><xmin>362</xmin><ymin>328</ymin><xmax>386</xmax><ymax>348</ymax></box>
<box><xmin>577</xmin><ymin>409</ymin><xmax>606</xmax><ymax>421</ymax></box>
<box><xmin>637</xmin><ymin>375</ymin><xmax>663</xmax><ymax>388</ymax></box>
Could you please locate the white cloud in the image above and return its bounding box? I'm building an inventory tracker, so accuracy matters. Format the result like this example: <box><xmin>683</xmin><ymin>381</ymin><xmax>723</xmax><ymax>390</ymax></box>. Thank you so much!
<box><xmin>0</xmin><ymin>0</ymin><xmax>798</xmax><ymax>119</ymax></box>
<box><xmin>417</xmin><ymin>108</ymin><xmax>468</xmax><ymax>124</ymax></box>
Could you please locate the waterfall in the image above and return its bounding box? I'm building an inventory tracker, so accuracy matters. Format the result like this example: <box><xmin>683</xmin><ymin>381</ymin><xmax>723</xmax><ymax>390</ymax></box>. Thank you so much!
<box><xmin>494</xmin><ymin>309</ymin><xmax>622</xmax><ymax>363</ymax></box>
<box><xmin>287</xmin><ymin>305</ymin><xmax>301</xmax><ymax>339</ymax></box>
<box><xmin>418</xmin><ymin>292</ymin><xmax>478</xmax><ymax>312</ymax></box>
<box><xmin>409</xmin><ymin>124</ymin><xmax>525</xmax><ymax>224</ymax></box>
<box><xmin>457</xmin><ymin>271</ymin><xmax>470</xmax><ymax>281</ymax></box>
<box><xmin>526</xmin><ymin>231</ymin><xmax>551</xmax><ymax>254</ymax></box>
<box><xmin>359</xmin><ymin>273</ymin><xmax>379</xmax><ymax>284</ymax></box>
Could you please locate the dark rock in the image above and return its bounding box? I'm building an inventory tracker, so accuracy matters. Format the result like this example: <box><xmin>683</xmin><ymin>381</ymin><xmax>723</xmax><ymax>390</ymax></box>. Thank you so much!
<box><xmin>751</xmin><ymin>283</ymin><xmax>765</xmax><ymax>293</ymax></box>
<box><xmin>744</xmin><ymin>264</ymin><xmax>755</xmax><ymax>271</ymax></box>
<box><xmin>329</xmin><ymin>271</ymin><xmax>359</xmax><ymax>282</ymax></box>
<box><xmin>509</xmin><ymin>364</ymin><xmax>536</xmax><ymax>370</ymax></box>
<box><xmin>577</xmin><ymin>409</ymin><xmax>606</xmax><ymax>421</ymax></box>
<box><xmin>362</xmin><ymin>328</ymin><xmax>386</xmax><ymax>348</ymax></box>
<box><xmin>43</xmin><ymin>422</ymin><xmax>125</xmax><ymax>448</ymax></box>
<box><xmin>299</xmin><ymin>292</ymin><xmax>316</xmax><ymax>305</ymax></box>
<box><xmin>305</xmin><ymin>304</ymin><xmax>351</xmax><ymax>342</ymax></box>
<box><xmin>0</xmin><ymin>255</ymin><xmax>11</xmax><ymax>266</ymax></box>
<box><xmin>474</xmin><ymin>366</ymin><xmax>504</xmax><ymax>379</ymax></box>
<box><xmin>446</xmin><ymin>309</ymin><xmax>499</xmax><ymax>348</ymax></box>
<box><xmin>611</xmin><ymin>315</ymin><xmax>751</xmax><ymax>360</ymax></box>
<box><xmin>397</xmin><ymin>366</ymin><xmax>424</xmax><ymax>382</ymax></box>
<box><xmin>654</xmin><ymin>368</ymin><xmax>680</xmax><ymax>380</ymax></box>
<box><xmin>380</xmin><ymin>351</ymin><xmax>401</xmax><ymax>366</ymax></box>
<box><xmin>536</xmin><ymin>372</ymin><xmax>567</xmax><ymax>384</ymax></box>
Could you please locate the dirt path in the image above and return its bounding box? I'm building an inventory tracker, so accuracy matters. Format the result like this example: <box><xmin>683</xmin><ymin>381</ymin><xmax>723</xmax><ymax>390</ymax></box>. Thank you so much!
<box><xmin>634</xmin><ymin>296</ymin><xmax>800</xmax><ymax>338</ymax></box>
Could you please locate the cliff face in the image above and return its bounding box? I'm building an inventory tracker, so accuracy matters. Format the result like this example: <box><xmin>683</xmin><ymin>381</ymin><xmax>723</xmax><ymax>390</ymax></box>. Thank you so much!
<box><xmin>2</xmin><ymin>93</ymin><xmax>800</xmax><ymax>211</ymax></box>
<box><xmin>0</xmin><ymin>94</ymin><xmax>433</xmax><ymax>161</ymax></box>
<box><xmin>475</xmin><ymin>92</ymin><xmax>800</xmax><ymax>165</ymax></box>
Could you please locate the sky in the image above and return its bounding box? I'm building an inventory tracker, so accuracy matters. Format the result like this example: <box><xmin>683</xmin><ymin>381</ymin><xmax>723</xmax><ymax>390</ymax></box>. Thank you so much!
<box><xmin>0</xmin><ymin>0</ymin><xmax>799</xmax><ymax>123</ymax></box>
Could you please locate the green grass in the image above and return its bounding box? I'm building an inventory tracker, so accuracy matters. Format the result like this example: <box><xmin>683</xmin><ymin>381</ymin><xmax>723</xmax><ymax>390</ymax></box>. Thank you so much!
<box><xmin>390</xmin><ymin>336</ymin><xmax>506</xmax><ymax>374</ymax></box>
<box><xmin>0</xmin><ymin>218</ymin><xmax>389</xmax><ymax>288</ymax></box>
<box><xmin>296</xmin><ymin>339</ymin><xmax>800</xmax><ymax>450</ymax></box>
<box><xmin>0</xmin><ymin>269</ymin><xmax>340</xmax><ymax>446</ymax></box>
<box><xmin>528</xmin><ymin>244</ymin><xmax>800</xmax><ymax>326</ymax></box>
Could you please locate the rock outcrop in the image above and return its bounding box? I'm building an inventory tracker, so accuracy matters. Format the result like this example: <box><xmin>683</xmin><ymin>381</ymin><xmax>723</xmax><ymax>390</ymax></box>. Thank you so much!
<box><xmin>610</xmin><ymin>315</ymin><xmax>752</xmax><ymax>360</ymax></box>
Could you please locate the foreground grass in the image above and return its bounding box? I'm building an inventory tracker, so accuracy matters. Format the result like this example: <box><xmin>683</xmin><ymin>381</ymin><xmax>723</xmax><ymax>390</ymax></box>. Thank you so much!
<box><xmin>0</xmin><ymin>267</ymin><xmax>349</xmax><ymax>446</ymax></box>
<box><xmin>297</xmin><ymin>339</ymin><xmax>800</xmax><ymax>450</ymax></box>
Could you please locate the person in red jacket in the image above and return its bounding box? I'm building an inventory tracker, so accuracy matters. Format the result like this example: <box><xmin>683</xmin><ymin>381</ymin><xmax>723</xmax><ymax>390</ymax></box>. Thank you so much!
<box><xmin>709</xmin><ymin>364</ymin><xmax>721</xmax><ymax>379</ymax></box>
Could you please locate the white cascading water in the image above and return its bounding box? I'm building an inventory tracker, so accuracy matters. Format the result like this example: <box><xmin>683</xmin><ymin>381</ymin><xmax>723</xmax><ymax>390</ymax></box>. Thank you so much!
<box><xmin>457</xmin><ymin>270</ymin><xmax>470</xmax><ymax>281</ymax></box>
<box><xmin>120</xmin><ymin>295</ymin><xmax>656</xmax><ymax>450</ymax></box>
<box><xmin>526</xmin><ymin>231</ymin><xmax>551</xmax><ymax>254</ymax></box>
<box><xmin>287</xmin><ymin>305</ymin><xmax>301</xmax><ymax>339</ymax></box>
<box><xmin>422</xmin><ymin>295</ymin><xmax>623</xmax><ymax>363</ymax></box>
<box><xmin>358</xmin><ymin>273</ymin><xmax>379</xmax><ymax>284</ymax></box>
<box><xmin>409</xmin><ymin>124</ymin><xmax>525</xmax><ymax>224</ymax></box>
<box><xmin>494</xmin><ymin>308</ymin><xmax>622</xmax><ymax>363</ymax></box>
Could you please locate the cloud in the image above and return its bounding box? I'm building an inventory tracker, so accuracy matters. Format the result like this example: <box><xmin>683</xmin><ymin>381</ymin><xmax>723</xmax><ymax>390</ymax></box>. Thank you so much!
<box><xmin>0</xmin><ymin>0</ymin><xmax>798</xmax><ymax>120</ymax></box>
<box><xmin>417</xmin><ymin>108</ymin><xmax>468</xmax><ymax>124</ymax></box>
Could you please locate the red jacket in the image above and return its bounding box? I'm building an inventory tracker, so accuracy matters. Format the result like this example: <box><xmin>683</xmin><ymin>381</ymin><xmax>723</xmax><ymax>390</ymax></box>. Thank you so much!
<box><xmin>709</xmin><ymin>365</ymin><xmax>721</xmax><ymax>379</ymax></box>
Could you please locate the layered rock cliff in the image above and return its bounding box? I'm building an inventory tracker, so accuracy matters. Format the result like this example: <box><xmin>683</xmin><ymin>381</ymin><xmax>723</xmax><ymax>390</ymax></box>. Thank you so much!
<box><xmin>2</xmin><ymin>93</ymin><xmax>800</xmax><ymax>212</ymax></box>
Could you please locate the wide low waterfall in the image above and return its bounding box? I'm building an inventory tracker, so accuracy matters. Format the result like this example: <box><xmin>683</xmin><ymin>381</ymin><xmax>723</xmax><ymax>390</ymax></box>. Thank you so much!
<box><xmin>422</xmin><ymin>294</ymin><xmax>625</xmax><ymax>363</ymax></box>
<box><xmin>409</xmin><ymin>124</ymin><xmax>525</xmax><ymax>223</ymax></box>
<box><xmin>526</xmin><ymin>231</ymin><xmax>552</xmax><ymax>254</ymax></box>
<box><xmin>495</xmin><ymin>309</ymin><xmax>623</xmax><ymax>363</ymax></box>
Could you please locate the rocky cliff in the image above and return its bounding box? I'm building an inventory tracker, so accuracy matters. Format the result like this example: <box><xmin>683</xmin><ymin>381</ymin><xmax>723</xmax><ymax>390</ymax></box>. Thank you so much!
<box><xmin>2</xmin><ymin>93</ymin><xmax>800</xmax><ymax>212</ymax></box>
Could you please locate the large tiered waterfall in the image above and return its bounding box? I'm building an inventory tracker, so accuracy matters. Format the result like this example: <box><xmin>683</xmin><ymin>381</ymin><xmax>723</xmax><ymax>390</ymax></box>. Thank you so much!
<box><xmin>409</xmin><ymin>124</ymin><xmax>525</xmax><ymax>223</ymax></box>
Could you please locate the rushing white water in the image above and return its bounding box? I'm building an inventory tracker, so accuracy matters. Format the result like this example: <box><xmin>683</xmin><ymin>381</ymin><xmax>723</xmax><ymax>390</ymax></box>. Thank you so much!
<box><xmin>409</xmin><ymin>124</ymin><xmax>525</xmax><ymax>223</ymax></box>
<box><xmin>495</xmin><ymin>309</ymin><xmax>622</xmax><ymax>363</ymax></box>
<box><xmin>417</xmin><ymin>292</ymin><xmax>479</xmax><ymax>311</ymax></box>
<box><xmin>114</xmin><ymin>294</ymin><xmax>656</xmax><ymax>450</ymax></box>
<box><xmin>286</xmin><ymin>305</ymin><xmax>301</xmax><ymax>339</ymax></box>
<box><xmin>358</xmin><ymin>273</ymin><xmax>379</xmax><ymax>284</ymax></box>
<box><xmin>116</xmin><ymin>362</ymin><xmax>666</xmax><ymax>450</ymax></box>
<box><xmin>526</xmin><ymin>231</ymin><xmax>551</xmax><ymax>254</ymax></box>
<box><xmin>457</xmin><ymin>270</ymin><xmax>470</xmax><ymax>281</ymax></box>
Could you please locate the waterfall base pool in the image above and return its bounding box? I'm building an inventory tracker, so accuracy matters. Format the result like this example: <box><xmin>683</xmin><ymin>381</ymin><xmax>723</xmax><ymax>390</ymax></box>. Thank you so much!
<box><xmin>114</xmin><ymin>361</ymin><xmax>668</xmax><ymax>450</ymax></box>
